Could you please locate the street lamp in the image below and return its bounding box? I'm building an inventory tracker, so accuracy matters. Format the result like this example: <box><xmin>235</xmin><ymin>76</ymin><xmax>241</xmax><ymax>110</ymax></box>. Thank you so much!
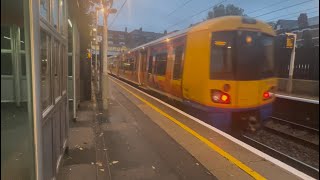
<box><xmin>89</xmin><ymin>0</ymin><xmax>117</xmax><ymax>109</ymax></box>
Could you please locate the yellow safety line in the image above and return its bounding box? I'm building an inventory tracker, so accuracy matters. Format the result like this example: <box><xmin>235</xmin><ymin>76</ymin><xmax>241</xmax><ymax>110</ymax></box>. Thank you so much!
<box><xmin>110</xmin><ymin>77</ymin><xmax>266</xmax><ymax>180</ymax></box>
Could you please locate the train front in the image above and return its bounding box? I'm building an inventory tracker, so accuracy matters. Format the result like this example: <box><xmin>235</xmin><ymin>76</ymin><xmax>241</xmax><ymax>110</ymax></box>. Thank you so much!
<box><xmin>184</xmin><ymin>17</ymin><xmax>278</xmax><ymax>132</ymax></box>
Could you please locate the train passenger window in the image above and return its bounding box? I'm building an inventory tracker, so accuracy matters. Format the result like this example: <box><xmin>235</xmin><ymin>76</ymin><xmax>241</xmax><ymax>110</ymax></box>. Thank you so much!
<box><xmin>173</xmin><ymin>46</ymin><xmax>184</xmax><ymax>79</ymax></box>
<box><xmin>210</xmin><ymin>32</ymin><xmax>234</xmax><ymax>79</ymax></box>
<box><xmin>148</xmin><ymin>56</ymin><xmax>153</xmax><ymax>73</ymax></box>
<box><xmin>155</xmin><ymin>53</ymin><xmax>167</xmax><ymax>76</ymax></box>
<box><xmin>129</xmin><ymin>58</ymin><xmax>135</xmax><ymax>71</ymax></box>
<box><xmin>40</xmin><ymin>30</ymin><xmax>52</xmax><ymax>111</ymax></box>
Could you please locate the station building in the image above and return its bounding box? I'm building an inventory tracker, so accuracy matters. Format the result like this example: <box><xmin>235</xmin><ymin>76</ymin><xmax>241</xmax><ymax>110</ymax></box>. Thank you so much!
<box><xmin>1</xmin><ymin>0</ymin><xmax>80</xmax><ymax>179</ymax></box>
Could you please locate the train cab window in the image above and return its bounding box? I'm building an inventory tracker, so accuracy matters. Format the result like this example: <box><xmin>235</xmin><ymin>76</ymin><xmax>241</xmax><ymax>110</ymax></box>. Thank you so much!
<box><xmin>210</xmin><ymin>32</ymin><xmax>234</xmax><ymax>80</ymax></box>
<box><xmin>173</xmin><ymin>46</ymin><xmax>184</xmax><ymax>79</ymax></box>
<box><xmin>155</xmin><ymin>53</ymin><xmax>167</xmax><ymax>76</ymax></box>
<box><xmin>148</xmin><ymin>56</ymin><xmax>153</xmax><ymax>73</ymax></box>
<box><xmin>236</xmin><ymin>31</ymin><xmax>275</xmax><ymax>80</ymax></box>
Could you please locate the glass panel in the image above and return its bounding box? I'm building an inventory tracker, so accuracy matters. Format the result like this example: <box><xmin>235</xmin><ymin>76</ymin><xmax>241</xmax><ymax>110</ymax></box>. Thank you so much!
<box><xmin>148</xmin><ymin>56</ymin><xmax>153</xmax><ymax>73</ymax></box>
<box><xmin>68</xmin><ymin>26</ymin><xmax>72</xmax><ymax>53</ymax></box>
<box><xmin>21</xmin><ymin>54</ymin><xmax>26</xmax><ymax>76</ymax></box>
<box><xmin>40</xmin><ymin>30</ymin><xmax>51</xmax><ymax>110</ymax></box>
<box><xmin>20</xmin><ymin>28</ymin><xmax>25</xmax><ymax>50</ymax></box>
<box><xmin>155</xmin><ymin>53</ymin><xmax>167</xmax><ymax>76</ymax></box>
<box><xmin>1</xmin><ymin>0</ymin><xmax>35</xmax><ymax>179</ymax></box>
<box><xmin>210</xmin><ymin>31</ymin><xmax>234</xmax><ymax>80</ymax></box>
<box><xmin>53</xmin><ymin>40</ymin><xmax>60</xmax><ymax>99</ymax></box>
<box><xmin>59</xmin><ymin>0</ymin><xmax>66</xmax><ymax>34</ymax></box>
<box><xmin>40</xmin><ymin>0</ymin><xmax>49</xmax><ymax>19</ymax></box>
<box><xmin>1</xmin><ymin>53</ymin><xmax>13</xmax><ymax>75</ymax></box>
<box><xmin>173</xmin><ymin>47</ymin><xmax>183</xmax><ymax>79</ymax></box>
<box><xmin>68</xmin><ymin>55</ymin><xmax>72</xmax><ymax>76</ymax></box>
<box><xmin>1</xmin><ymin>25</ymin><xmax>11</xmax><ymax>49</ymax></box>
<box><xmin>52</xmin><ymin>0</ymin><xmax>59</xmax><ymax>29</ymax></box>
<box><xmin>61</xmin><ymin>45</ymin><xmax>66</xmax><ymax>92</ymax></box>
<box><xmin>236</xmin><ymin>31</ymin><xmax>275</xmax><ymax>80</ymax></box>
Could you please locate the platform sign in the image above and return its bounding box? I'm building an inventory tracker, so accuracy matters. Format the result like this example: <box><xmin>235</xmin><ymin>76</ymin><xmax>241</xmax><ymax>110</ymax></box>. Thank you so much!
<box><xmin>97</xmin><ymin>35</ymin><xmax>102</xmax><ymax>43</ymax></box>
<box><xmin>286</xmin><ymin>35</ymin><xmax>295</xmax><ymax>48</ymax></box>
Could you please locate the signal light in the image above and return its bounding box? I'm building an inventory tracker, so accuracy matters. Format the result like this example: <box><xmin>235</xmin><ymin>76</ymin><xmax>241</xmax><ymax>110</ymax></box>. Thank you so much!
<box><xmin>263</xmin><ymin>91</ymin><xmax>273</xmax><ymax>100</ymax></box>
<box><xmin>211</xmin><ymin>90</ymin><xmax>231</xmax><ymax>104</ymax></box>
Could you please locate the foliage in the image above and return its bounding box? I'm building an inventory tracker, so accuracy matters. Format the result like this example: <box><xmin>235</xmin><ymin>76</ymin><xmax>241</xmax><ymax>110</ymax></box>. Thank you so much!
<box><xmin>207</xmin><ymin>4</ymin><xmax>246</xmax><ymax>20</ymax></box>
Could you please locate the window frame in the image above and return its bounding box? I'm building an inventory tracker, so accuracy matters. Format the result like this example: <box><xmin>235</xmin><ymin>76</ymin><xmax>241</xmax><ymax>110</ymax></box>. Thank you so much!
<box><xmin>172</xmin><ymin>46</ymin><xmax>184</xmax><ymax>80</ymax></box>
<box><xmin>210</xmin><ymin>31</ymin><xmax>235</xmax><ymax>80</ymax></box>
<box><xmin>154</xmin><ymin>52</ymin><xmax>168</xmax><ymax>76</ymax></box>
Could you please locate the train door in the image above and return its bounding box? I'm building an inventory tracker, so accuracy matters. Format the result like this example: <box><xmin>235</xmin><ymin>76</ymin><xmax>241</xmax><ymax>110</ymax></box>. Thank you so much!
<box><xmin>139</xmin><ymin>50</ymin><xmax>147</xmax><ymax>86</ymax></box>
<box><xmin>171</xmin><ymin>45</ymin><xmax>185</xmax><ymax>99</ymax></box>
<box><xmin>146</xmin><ymin>54</ymin><xmax>155</xmax><ymax>88</ymax></box>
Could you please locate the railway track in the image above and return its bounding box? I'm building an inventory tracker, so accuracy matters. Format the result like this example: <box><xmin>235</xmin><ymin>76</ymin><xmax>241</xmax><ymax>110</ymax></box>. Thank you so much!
<box><xmin>264</xmin><ymin>116</ymin><xmax>319</xmax><ymax>150</ymax></box>
<box><xmin>242</xmin><ymin>133</ymin><xmax>319</xmax><ymax>179</ymax></box>
<box><xmin>242</xmin><ymin>116</ymin><xmax>319</xmax><ymax>179</ymax></box>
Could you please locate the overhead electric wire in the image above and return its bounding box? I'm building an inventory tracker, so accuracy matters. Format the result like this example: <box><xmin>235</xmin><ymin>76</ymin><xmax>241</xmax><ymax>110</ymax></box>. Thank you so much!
<box><xmin>166</xmin><ymin>0</ymin><xmax>228</xmax><ymax>31</ymax></box>
<box><xmin>265</xmin><ymin>7</ymin><xmax>319</xmax><ymax>22</ymax></box>
<box><xmin>247</xmin><ymin>0</ymin><xmax>290</xmax><ymax>15</ymax></box>
<box><xmin>167</xmin><ymin>0</ymin><xmax>194</xmax><ymax>17</ymax></box>
<box><xmin>109</xmin><ymin>0</ymin><xmax>128</xmax><ymax>28</ymax></box>
<box><xmin>283</xmin><ymin>10</ymin><xmax>319</xmax><ymax>20</ymax></box>
<box><xmin>253</xmin><ymin>0</ymin><xmax>314</xmax><ymax>18</ymax></box>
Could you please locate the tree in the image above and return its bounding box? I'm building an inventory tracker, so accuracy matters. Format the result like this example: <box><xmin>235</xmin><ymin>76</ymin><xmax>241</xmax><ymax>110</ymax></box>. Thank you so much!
<box><xmin>207</xmin><ymin>4</ymin><xmax>245</xmax><ymax>20</ymax></box>
<box><xmin>298</xmin><ymin>13</ymin><xmax>308</xmax><ymax>29</ymax></box>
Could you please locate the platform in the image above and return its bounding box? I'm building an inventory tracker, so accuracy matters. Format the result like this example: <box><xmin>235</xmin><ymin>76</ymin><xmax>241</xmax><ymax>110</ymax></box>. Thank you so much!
<box><xmin>106</xmin><ymin>76</ymin><xmax>314</xmax><ymax>180</ymax></box>
<box><xmin>275</xmin><ymin>92</ymin><xmax>319</xmax><ymax>104</ymax></box>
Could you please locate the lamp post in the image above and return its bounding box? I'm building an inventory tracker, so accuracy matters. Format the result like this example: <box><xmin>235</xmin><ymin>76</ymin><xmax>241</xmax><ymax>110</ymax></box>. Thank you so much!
<box><xmin>101</xmin><ymin>3</ymin><xmax>116</xmax><ymax>110</ymax></box>
<box><xmin>90</xmin><ymin>1</ymin><xmax>116</xmax><ymax>109</ymax></box>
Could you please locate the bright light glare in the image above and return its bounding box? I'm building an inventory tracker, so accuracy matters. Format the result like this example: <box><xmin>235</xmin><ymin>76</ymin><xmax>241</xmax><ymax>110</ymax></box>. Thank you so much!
<box><xmin>68</xmin><ymin>19</ymin><xmax>72</xmax><ymax>27</ymax></box>
<box><xmin>221</xmin><ymin>95</ymin><xmax>228</xmax><ymax>101</ymax></box>
<box><xmin>93</xmin><ymin>28</ymin><xmax>97</xmax><ymax>31</ymax></box>
<box><xmin>3</xmin><ymin>36</ymin><xmax>11</xmax><ymax>40</ymax></box>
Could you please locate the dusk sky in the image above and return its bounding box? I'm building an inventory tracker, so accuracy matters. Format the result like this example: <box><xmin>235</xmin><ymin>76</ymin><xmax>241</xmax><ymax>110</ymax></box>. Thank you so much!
<box><xmin>100</xmin><ymin>0</ymin><xmax>319</xmax><ymax>33</ymax></box>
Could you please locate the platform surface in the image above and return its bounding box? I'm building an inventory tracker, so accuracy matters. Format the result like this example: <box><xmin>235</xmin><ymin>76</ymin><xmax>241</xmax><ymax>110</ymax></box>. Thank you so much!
<box><xmin>106</xmin><ymin>76</ymin><xmax>312</xmax><ymax>180</ymax></box>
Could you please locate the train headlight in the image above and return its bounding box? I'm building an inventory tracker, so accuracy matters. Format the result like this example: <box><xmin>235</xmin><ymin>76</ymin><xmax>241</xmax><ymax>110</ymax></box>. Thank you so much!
<box><xmin>211</xmin><ymin>90</ymin><xmax>231</xmax><ymax>104</ymax></box>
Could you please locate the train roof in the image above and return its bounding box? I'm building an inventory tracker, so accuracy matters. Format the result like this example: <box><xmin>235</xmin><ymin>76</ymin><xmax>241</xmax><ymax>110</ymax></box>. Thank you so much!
<box><xmin>120</xmin><ymin>16</ymin><xmax>275</xmax><ymax>55</ymax></box>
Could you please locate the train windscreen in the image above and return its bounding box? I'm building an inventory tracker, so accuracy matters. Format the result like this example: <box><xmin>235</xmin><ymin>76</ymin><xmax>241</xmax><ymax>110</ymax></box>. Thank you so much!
<box><xmin>210</xmin><ymin>31</ymin><xmax>275</xmax><ymax>80</ymax></box>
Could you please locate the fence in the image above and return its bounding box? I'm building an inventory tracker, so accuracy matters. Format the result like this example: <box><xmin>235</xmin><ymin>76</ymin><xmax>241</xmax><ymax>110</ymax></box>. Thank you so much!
<box><xmin>275</xmin><ymin>47</ymin><xmax>319</xmax><ymax>81</ymax></box>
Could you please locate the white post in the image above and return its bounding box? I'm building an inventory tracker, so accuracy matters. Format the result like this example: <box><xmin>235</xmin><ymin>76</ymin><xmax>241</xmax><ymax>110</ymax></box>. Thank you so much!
<box><xmin>95</xmin><ymin>10</ymin><xmax>98</xmax><ymax>75</ymax></box>
<box><xmin>90</xmin><ymin>40</ymin><xmax>93</xmax><ymax>68</ymax></box>
<box><xmin>286</xmin><ymin>33</ymin><xmax>297</xmax><ymax>93</ymax></box>
<box><xmin>102</xmin><ymin>6</ymin><xmax>109</xmax><ymax>109</ymax></box>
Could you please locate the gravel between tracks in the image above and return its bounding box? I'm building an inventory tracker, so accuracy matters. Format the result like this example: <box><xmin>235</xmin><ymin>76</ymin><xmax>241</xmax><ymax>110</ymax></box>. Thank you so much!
<box><xmin>245</xmin><ymin>129</ymin><xmax>319</xmax><ymax>169</ymax></box>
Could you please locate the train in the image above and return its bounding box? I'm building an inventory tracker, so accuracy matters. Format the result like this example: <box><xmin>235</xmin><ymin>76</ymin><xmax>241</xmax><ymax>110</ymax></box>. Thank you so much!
<box><xmin>108</xmin><ymin>16</ymin><xmax>277</xmax><ymax>132</ymax></box>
